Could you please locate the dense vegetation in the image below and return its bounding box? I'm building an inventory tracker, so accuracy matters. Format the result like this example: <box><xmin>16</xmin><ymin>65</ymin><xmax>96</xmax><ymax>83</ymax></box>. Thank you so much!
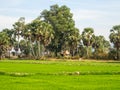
<box><xmin>0</xmin><ymin>4</ymin><xmax>120</xmax><ymax>60</ymax></box>
<box><xmin>0</xmin><ymin>60</ymin><xmax>120</xmax><ymax>90</ymax></box>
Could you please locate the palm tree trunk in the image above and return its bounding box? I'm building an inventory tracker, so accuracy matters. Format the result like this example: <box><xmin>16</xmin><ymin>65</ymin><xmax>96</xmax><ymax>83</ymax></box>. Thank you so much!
<box><xmin>42</xmin><ymin>45</ymin><xmax>45</xmax><ymax>57</ymax></box>
<box><xmin>29</xmin><ymin>37</ymin><xmax>36</xmax><ymax>59</ymax></box>
<box><xmin>55</xmin><ymin>49</ymin><xmax>58</xmax><ymax>57</ymax></box>
<box><xmin>17</xmin><ymin>34</ymin><xmax>20</xmax><ymax>56</ymax></box>
<box><xmin>86</xmin><ymin>46</ymin><xmax>89</xmax><ymax>58</ymax></box>
<box><xmin>30</xmin><ymin>44</ymin><xmax>36</xmax><ymax>59</ymax></box>
<box><xmin>0</xmin><ymin>55</ymin><xmax>1</xmax><ymax>60</ymax></box>
<box><xmin>37</xmin><ymin>37</ymin><xmax>41</xmax><ymax>59</ymax></box>
<box><xmin>9</xmin><ymin>49</ymin><xmax>10</xmax><ymax>59</ymax></box>
<box><xmin>117</xmin><ymin>47</ymin><xmax>120</xmax><ymax>60</ymax></box>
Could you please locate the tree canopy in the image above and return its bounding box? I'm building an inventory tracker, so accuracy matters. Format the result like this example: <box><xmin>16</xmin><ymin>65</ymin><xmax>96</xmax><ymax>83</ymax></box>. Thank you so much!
<box><xmin>109</xmin><ymin>25</ymin><xmax>120</xmax><ymax>60</ymax></box>
<box><xmin>41</xmin><ymin>4</ymin><xmax>80</xmax><ymax>56</ymax></box>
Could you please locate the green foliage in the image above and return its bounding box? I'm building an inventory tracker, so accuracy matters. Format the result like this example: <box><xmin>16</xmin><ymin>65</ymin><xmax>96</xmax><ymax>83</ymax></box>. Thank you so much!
<box><xmin>13</xmin><ymin>17</ymin><xmax>25</xmax><ymax>56</ymax></box>
<box><xmin>93</xmin><ymin>35</ymin><xmax>110</xmax><ymax>59</ymax></box>
<box><xmin>93</xmin><ymin>52</ymin><xmax>109</xmax><ymax>60</ymax></box>
<box><xmin>82</xmin><ymin>27</ymin><xmax>95</xmax><ymax>46</ymax></box>
<box><xmin>0</xmin><ymin>32</ymin><xmax>10</xmax><ymax>59</ymax></box>
<box><xmin>19</xmin><ymin>40</ymin><xmax>30</xmax><ymax>56</ymax></box>
<box><xmin>109</xmin><ymin>48</ymin><xmax>118</xmax><ymax>60</ymax></box>
<box><xmin>109</xmin><ymin>25</ymin><xmax>120</xmax><ymax>60</ymax></box>
<box><xmin>41</xmin><ymin>4</ymin><xmax>80</xmax><ymax>56</ymax></box>
<box><xmin>13</xmin><ymin>17</ymin><xmax>25</xmax><ymax>40</ymax></box>
<box><xmin>82</xmin><ymin>28</ymin><xmax>95</xmax><ymax>58</ymax></box>
<box><xmin>2</xmin><ymin>28</ymin><xmax>15</xmax><ymax>46</ymax></box>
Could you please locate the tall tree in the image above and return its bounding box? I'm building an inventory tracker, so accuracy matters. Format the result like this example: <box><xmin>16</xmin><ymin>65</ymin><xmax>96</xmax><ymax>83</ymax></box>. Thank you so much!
<box><xmin>66</xmin><ymin>28</ymin><xmax>81</xmax><ymax>56</ymax></box>
<box><xmin>40</xmin><ymin>22</ymin><xmax>54</xmax><ymax>57</ymax></box>
<box><xmin>22</xmin><ymin>23</ymin><xmax>36</xmax><ymax>58</ymax></box>
<box><xmin>13</xmin><ymin>17</ymin><xmax>25</xmax><ymax>56</ymax></box>
<box><xmin>26</xmin><ymin>18</ymin><xmax>54</xmax><ymax>59</ymax></box>
<box><xmin>2</xmin><ymin>28</ymin><xmax>15</xmax><ymax>58</ymax></box>
<box><xmin>41</xmin><ymin>4</ymin><xmax>80</xmax><ymax>56</ymax></box>
<box><xmin>109</xmin><ymin>25</ymin><xmax>120</xmax><ymax>60</ymax></box>
<box><xmin>93</xmin><ymin>35</ymin><xmax>110</xmax><ymax>59</ymax></box>
<box><xmin>0</xmin><ymin>32</ymin><xmax>9</xmax><ymax>59</ymax></box>
<box><xmin>19</xmin><ymin>40</ymin><xmax>30</xmax><ymax>57</ymax></box>
<box><xmin>82</xmin><ymin>27</ymin><xmax>95</xmax><ymax>58</ymax></box>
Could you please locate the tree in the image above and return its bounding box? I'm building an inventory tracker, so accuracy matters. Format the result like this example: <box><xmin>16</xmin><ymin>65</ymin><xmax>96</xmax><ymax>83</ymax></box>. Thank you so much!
<box><xmin>109</xmin><ymin>25</ymin><xmax>120</xmax><ymax>60</ymax></box>
<box><xmin>82</xmin><ymin>27</ymin><xmax>95</xmax><ymax>58</ymax></box>
<box><xmin>26</xmin><ymin>18</ymin><xmax>54</xmax><ymax>59</ymax></box>
<box><xmin>66</xmin><ymin>28</ymin><xmax>81</xmax><ymax>56</ymax></box>
<box><xmin>13</xmin><ymin>17</ymin><xmax>25</xmax><ymax>56</ymax></box>
<box><xmin>40</xmin><ymin>21</ymin><xmax>54</xmax><ymax>57</ymax></box>
<box><xmin>22</xmin><ymin>23</ymin><xmax>36</xmax><ymax>58</ymax></box>
<box><xmin>109</xmin><ymin>48</ymin><xmax>118</xmax><ymax>60</ymax></box>
<box><xmin>0</xmin><ymin>32</ymin><xmax>9</xmax><ymax>59</ymax></box>
<box><xmin>93</xmin><ymin>35</ymin><xmax>110</xmax><ymax>59</ymax></box>
<box><xmin>19</xmin><ymin>40</ymin><xmax>30</xmax><ymax>57</ymax></box>
<box><xmin>41</xmin><ymin>4</ymin><xmax>80</xmax><ymax>56</ymax></box>
<box><xmin>2</xmin><ymin>28</ymin><xmax>15</xmax><ymax>58</ymax></box>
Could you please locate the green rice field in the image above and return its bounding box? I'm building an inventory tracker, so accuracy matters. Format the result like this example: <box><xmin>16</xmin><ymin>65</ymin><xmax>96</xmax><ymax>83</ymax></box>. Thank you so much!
<box><xmin>0</xmin><ymin>60</ymin><xmax>120</xmax><ymax>90</ymax></box>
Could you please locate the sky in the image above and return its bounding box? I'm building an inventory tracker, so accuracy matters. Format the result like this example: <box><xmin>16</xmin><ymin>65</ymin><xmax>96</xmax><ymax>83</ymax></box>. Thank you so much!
<box><xmin>0</xmin><ymin>0</ymin><xmax>120</xmax><ymax>40</ymax></box>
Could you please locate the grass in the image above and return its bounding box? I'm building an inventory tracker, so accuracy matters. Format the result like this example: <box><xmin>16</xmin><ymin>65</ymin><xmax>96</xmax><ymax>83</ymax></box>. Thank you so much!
<box><xmin>0</xmin><ymin>60</ymin><xmax>120</xmax><ymax>90</ymax></box>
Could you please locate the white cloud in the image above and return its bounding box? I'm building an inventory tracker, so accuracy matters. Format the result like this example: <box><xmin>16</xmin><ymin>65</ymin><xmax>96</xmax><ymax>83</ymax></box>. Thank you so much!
<box><xmin>0</xmin><ymin>8</ymin><xmax>40</xmax><ymax>17</ymax></box>
<box><xmin>0</xmin><ymin>15</ymin><xmax>17</xmax><ymax>30</ymax></box>
<box><xmin>0</xmin><ymin>8</ymin><xmax>41</xmax><ymax>31</ymax></box>
<box><xmin>0</xmin><ymin>15</ymin><xmax>34</xmax><ymax>31</ymax></box>
<box><xmin>72</xmin><ymin>9</ymin><xmax>106</xmax><ymax>21</ymax></box>
<box><xmin>72</xmin><ymin>8</ymin><xmax>120</xmax><ymax>28</ymax></box>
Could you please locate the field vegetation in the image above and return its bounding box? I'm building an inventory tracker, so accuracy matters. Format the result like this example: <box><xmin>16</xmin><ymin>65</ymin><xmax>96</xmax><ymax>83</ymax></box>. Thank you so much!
<box><xmin>0</xmin><ymin>60</ymin><xmax>120</xmax><ymax>90</ymax></box>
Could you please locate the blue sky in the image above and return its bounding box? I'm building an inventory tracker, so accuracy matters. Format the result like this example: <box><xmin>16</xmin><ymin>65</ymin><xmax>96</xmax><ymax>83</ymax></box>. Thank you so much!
<box><xmin>0</xmin><ymin>0</ymin><xmax>120</xmax><ymax>40</ymax></box>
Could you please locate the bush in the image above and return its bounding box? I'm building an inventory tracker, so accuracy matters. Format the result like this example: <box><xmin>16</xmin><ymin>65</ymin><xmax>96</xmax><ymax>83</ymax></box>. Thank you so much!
<box><xmin>71</xmin><ymin>55</ymin><xmax>80</xmax><ymax>59</ymax></box>
<box><xmin>93</xmin><ymin>52</ymin><xmax>109</xmax><ymax>60</ymax></box>
<box><xmin>108</xmin><ymin>48</ymin><xmax>118</xmax><ymax>60</ymax></box>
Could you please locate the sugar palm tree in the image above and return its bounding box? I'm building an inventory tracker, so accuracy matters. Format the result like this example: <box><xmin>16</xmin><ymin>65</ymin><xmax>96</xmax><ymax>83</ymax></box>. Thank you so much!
<box><xmin>82</xmin><ymin>27</ymin><xmax>95</xmax><ymax>58</ymax></box>
<box><xmin>0</xmin><ymin>32</ymin><xmax>9</xmax><ymax>59</ymax></box>
<box><xmin>93</xmin><ymin>35</ymin><xmax>110</xmax><ymax>59</ymax></box>
<box><xmin>67</xmin><ymin>28</ymin><xmax>81</xmax><ymax>56</ymax></box>
<box><xmin>41</xmin><ymin>22</ymin><xmax>54</xmax><ymax>48</ymax></box>
<box><xmin>2</xmin><ymin>28</ymin><xmax>15</xmax><ymax>58</ymax></box>
<box><xmin>31</xmin><ymin>19</ymin><xmax>43</xmax><ymax>59</ymax></box>
<box><xmin>13</xmin><ymin>17</ymin><xmax>25</xmax><ymax>56</ymax></box>
<box><xmin>28</xmin><ymin>18</ymin><xmax>54</xmax><ymax>59</ymax></box>
<box><xmin>22</xmin><ymin>24</ymin><xmax>33</xmax><ymax>57</ymax></box>
<box><xmin>109</xmin><ymin>25</ymin><xmax>120</xmax><ymax>60</ymax></box>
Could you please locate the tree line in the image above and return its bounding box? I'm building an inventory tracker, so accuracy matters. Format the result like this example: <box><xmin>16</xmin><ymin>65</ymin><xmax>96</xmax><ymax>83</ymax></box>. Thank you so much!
<box><xmin>0</xmin><ymin>4</ymin><xmax>120</xmax><ymax>60</ymax></box>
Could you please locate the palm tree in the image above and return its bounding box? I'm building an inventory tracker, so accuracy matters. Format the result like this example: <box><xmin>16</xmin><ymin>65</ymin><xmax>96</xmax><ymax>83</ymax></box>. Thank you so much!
<box><xmin>22</xmin><ymin>24</ymin><xmax>33</xmax><ymax>58</ymax></box>
<box><xmin>13</xmin><ymin>17</ymin><xmax>25</xmax><ymax>56</ymax></box>
<box><xmin>31</xmin><ymin>19</ymin><xmax>43</xmax><ymax>59</ymax></box>
<box><xmin>28</xmin><ymin>18</ymin><xmax>54</xmax><ymax>59</ymax></box>
<box><xmin>41</xmin><ymin>22</ymin><xmax>54</xmax><ymax>55</ymax></box>
<box><xmin>2</xmin><ymin>28</ymin><xmax>15</xmax><ymax>58</ymax></box>
<box><xmin>67</xmin><ymin>28</ymin><xmax>81</xmax><ymax>56</ymax></box>
<box><xmin>93</xmin><ymin>35</ymin><xmax>110</xmax><ymax>59</ymax></box>
<box><xmin>109</xmin><ymin>25</ymin><xmax>120</xmax><ymax>60</ymax></box>
<box><xmin>82</xmin><ymin>27</ymin><xmax>95</xmax><ymax>58</ymax></box>
<box><xmin>0</xmin><ymin>32</ymin><xmax>9</xmax><ymax>59</ymax></box>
